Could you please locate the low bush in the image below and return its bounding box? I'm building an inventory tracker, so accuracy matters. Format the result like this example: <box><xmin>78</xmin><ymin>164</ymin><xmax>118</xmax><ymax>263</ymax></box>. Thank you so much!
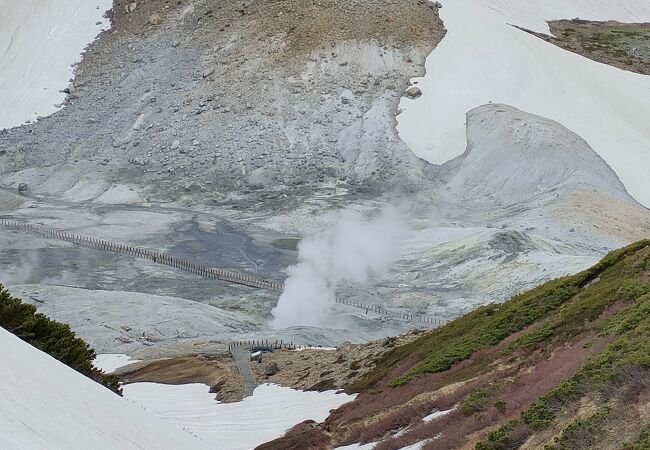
<box><xmin>544</xmin><ymin>407</ymin><xmax>610</xmax><ymax>450</ymax></box>
<box><xmin>475</xmin><ymin>421</ymin><xmax>520</xmax><ymax>450</ymax></box>
<box><xmin>462</xmin><ymin>385</ymin><xmax>498</xmax><ymax>415</ymax></box>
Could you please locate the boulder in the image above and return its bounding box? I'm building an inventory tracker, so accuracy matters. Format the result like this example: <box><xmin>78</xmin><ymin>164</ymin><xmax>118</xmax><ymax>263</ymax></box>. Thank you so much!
<box><xmin>149</xmin><ymin>14</ymin><xmax>162</xmax><ymax>25</ymax></box>
<box><xmin>264</xmin><ymin>362</ymin><xmax>279</xmax><ymax>376</ymax></box>
<box><xmin>405</xmin><ymin>86</ymin><xmax>422</xmax><ymax>98</ymax></box>
<box><xmin>202</xmin><ymin>67</ymin><xmax>215</xmax><ymax>78</ymax></box>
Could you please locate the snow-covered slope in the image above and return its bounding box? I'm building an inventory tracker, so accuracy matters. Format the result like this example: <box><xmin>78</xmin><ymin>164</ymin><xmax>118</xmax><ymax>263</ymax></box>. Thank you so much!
<box><xmin>122</xmin><ymin>382</ymin><xmax>356</xmax><ymax>450</ymax></box>
<box><xmin>0</xmin><ymin>0</ymin><xmax>111</xmax><ymax>129</ymax></box>
<box><xmin>0</xmin><ymin>327</ymin><xmax>208</xmax><ymax>449</ymax></box>
<box><xmin>397</xmin><ymin>0</ymin><xmax>650</xmax><ymax>207</ymax></box>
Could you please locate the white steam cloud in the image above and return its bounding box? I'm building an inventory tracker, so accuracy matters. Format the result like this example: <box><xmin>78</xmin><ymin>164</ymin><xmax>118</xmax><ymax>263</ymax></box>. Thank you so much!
<box><xmin>272</xmin><ymin>206</ymin><xmax>406</xmax><ymax>329</ymax></box>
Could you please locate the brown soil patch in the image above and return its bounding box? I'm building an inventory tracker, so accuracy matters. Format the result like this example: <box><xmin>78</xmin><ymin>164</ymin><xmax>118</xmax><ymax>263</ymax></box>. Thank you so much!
<box><xmin>251</xmin><ymin>333</ymin><xmax>421</xmax><ymax>392</ymax></box>
<box><xmin>121</xmin><ymin>354</ymin><xmax>244</xmax><ymax>402</ymax></box>
<box><xmin>109</xmin><ymin>0</ymin><xmax>444</xmax><ymax>62</ymax></box>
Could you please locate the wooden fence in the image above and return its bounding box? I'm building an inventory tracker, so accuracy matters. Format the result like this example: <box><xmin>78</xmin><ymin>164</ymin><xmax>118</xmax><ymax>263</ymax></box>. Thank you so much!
<box><xmin>228</xmin><ymin>339</ymin><xmax>302</xmax><ymax>351</ymax></box>
<box><xmin>1</xmin><ymin>218</ymin><xmax>448</xmax><ymax>326</ymax></box>
<box><xmin>0</xmin><ymin>218</ymin><xmax>284</xmax><ymax>292</ymax></box>
<box><xmin>335</xmin><ymin>298</ymin><xmax>447</xmax><ymax>325</ymax></box>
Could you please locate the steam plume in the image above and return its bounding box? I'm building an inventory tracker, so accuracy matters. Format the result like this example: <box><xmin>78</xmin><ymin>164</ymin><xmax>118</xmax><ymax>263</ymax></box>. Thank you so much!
<box><xmin>272</xmin><ymin>207</ymin><xmax>405</xmax><ymax>328</ymax></box>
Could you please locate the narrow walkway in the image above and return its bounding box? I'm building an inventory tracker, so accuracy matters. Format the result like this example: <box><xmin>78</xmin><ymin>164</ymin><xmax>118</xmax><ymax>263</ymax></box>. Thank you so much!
<box><xmin>335</xmin><ymin>298</ymin><xmax>447</xmax><ymax>326</ymax></box>
<box><xmin>0</xmin><ymin>218</ymin><xmax>283</xmax><ymax>292</ymax></box>
<box><xmin>230</xmin><ymin>346</ymin><xmax>258</xmax><ymax>398</ymax></box>
<box><xmin>0</xmin><ymin>218</ymin><xmax>448</xmax><ymax>325</ymax></box>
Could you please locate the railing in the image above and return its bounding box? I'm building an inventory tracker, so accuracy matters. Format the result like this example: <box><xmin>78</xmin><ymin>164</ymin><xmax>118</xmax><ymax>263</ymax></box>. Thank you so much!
<box><xmin>0</xmin><ymin>219</ymin><xmax>283</xmax><ymax>292</ymax></box>
<box><xmin>1</xmin><ymin>218</ymin><xmax>448</xmax><ymax>325</ymax></box>
<box><xmin>335</xmin><ymin>298</ymin><xmax>447</xmax><ymax>325</ymax></box>
<box><xmin>228</xmin><ymin>339</ymin><xmax>302</xmax><ymax>351</ymax></box>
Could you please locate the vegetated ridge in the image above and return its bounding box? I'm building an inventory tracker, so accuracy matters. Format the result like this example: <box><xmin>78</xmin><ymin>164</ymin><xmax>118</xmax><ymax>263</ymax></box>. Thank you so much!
<box><xmin>525</xmin><ymin>19</ymin><xmax>650</xmax><ymax>75</ymax></box>
<box><xmin>261</xmin><ymin>240</ymin><xmax>650</xmax><ymax>450</ymax></box>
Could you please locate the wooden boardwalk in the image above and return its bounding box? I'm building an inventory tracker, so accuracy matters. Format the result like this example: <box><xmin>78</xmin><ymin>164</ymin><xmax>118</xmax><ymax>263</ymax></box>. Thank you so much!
<box><xmin>0</xmin><ymin>218</ymin><xmax>283</xmax><ymax>292</ymax></box>
<box><xmin>1</xmin><ymin>218</ymin><xmax>447</xmax><ymax>326</ymax></box>
<box><xmin>230</xmin><ymin>346</ymin><xmax>258</xmax><ymax>398</ymax></box>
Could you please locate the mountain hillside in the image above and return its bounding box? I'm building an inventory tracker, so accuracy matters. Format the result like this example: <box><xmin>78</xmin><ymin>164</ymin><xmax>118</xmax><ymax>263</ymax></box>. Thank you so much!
<box><xmin>1</xmin><ymin>1</ymin><xmax>650</xmax><ymax>447</ymax></box>
<box><xmin>263</xmin><ymin>240</ymin><xmax>650</xmax><ymax>449</ymax></box>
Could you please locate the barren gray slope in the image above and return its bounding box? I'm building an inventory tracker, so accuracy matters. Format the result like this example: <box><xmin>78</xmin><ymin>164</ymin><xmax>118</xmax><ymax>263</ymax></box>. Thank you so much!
<box><xmin>0</xmin><ymin>0</ymin><xmax>443</xmax><ymax>206</ymax></box>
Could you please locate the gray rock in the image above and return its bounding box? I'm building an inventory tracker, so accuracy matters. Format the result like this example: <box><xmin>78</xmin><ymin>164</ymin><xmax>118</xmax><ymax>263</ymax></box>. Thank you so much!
<box><xmin>202</xmin><ymin>67</ymin><xmax>215</xmax><ymax>78</ymax></box>
<box><xmin>405</xmin><ymin>86</ymin><xmax>422</xmax><ymax>98</ymax></box>
<box><xmin>125</xmin><ymin>2</ymin><xmax>137</xmax><ymax>13</ymax></box>
<box><xmin>17</xmin><ymin>183</ymin><xmax>28</xmax><ymax>193</ymax></box>
<box><xmin>264</xmin><ymin>362</ymin><xmax>279</xmax><ymax>376</ymax></box>
<box><xmin>149</xmin><ymin>14</ymin><xmax>162</xmax><ymax>26</ymax></box>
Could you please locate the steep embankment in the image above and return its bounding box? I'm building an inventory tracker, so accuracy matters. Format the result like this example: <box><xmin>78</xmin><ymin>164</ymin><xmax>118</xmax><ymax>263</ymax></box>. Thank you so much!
<box><xmin>0</xmin><ymin>326</ymin><xmax>209</xmax><ymax>449</ymax></box>
<box><xmin>264</xmin><ymin>241</ymin><xmax>650</xmax><ymax>449</ymax></box>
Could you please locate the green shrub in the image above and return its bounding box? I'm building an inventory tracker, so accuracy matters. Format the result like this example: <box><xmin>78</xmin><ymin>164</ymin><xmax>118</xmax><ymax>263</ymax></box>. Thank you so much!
<box><xmin>637</xmin><ymin>424</ymin><xmax>650</xmax><ymax>450</ymax></box>
<box><xmin>546</xmin><ymin>408</ymin><xmax>610</xmax><ymax>450</ymax></box>
<box><xmin>617</xmin><ymin>281</ymin><xmax>649</xmax><ymax>300</ymax></box>
<box><xmin>0</xmin><ymin>284</ymin><xmax>122</xmax><ymax>395</ymax></box>
<box><xmin>522</xmin><ymin>379</ymin><xmax>580</xmax><ymax>430</ymax></box>
<box><xmin>463</xmin><ymin>385</ymin><xmax>498</xmax><ymax>415</ymax></box>
<box><xmin>475</xmin><ymin>422</ymin><xmax>519</xmax><ymax>450</ymax></box>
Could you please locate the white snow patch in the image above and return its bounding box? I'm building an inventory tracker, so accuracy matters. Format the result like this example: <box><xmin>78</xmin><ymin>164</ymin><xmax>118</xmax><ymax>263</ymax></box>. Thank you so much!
<box><xmin>122</xmin><ymin>382</ymin><xmax>355</xmax><ymax>450</ymax></box>
<box><xmin>0</xmin><ymin>0</ymin><xmax>113</xmax><ymax>129</ymax></box>
<box><xmin>399</xmin><ymin>441</ymin><xmax>432</xmax><ymax>450</ymax></box>
<box><xmin>93</xmin><ymin>353</ymin><xmax>141</xmax><ymax>373</ymax></box>
<box><xmin>0</xmin><ymin>327</ymin><xmax>207</xmax><ymax>449</ymax></box>
<box><xmin>397</xmin><ymin>0</ymin><xmax>650</xmax><ymax>207</ymax></box>
<box><xmin>332</xmin><ymin>408</ymin><xmax>454</xmax><ymax>450</ymax></box>
<box><xmin>294</xmin><ymin>346</ymin><xmax>338</xmax><ymax>351</ymax></box>
<box><xmin>423</xmin><ymin>406</ymin><xmax>456</xmax><ymax>422</ymax></box>
<box><xmin>334</xmin><ymin>443</ymin><xmax>376</xmax><ymax>450</ymax></box>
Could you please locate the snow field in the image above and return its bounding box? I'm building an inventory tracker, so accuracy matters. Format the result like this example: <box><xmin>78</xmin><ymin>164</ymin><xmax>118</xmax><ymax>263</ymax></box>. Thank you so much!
<box><xmin>0</xmin><ymin>0</ymin><xmax>113</xmax><ymax>129</ymax></box>
<box><xmin>397</xmin><ymin>0</ymin><xmax>650</xmax><ymax>207</ymax></box>
<box><xmin>0</xmin><ymin>328</ymin><xmax>207</xmax><ymax>449</ymax></box>
<box><xmin>122</xmin><ymin>381</ymin><xmax>356</xmax><ymax>450</ymax></box>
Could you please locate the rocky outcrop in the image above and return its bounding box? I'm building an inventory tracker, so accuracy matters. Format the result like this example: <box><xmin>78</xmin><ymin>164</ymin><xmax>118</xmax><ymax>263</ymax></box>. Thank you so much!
<box><xmin>442</xmin><ymin>104</ymin><xmax>632</xmax><ymax>206</ymax></box>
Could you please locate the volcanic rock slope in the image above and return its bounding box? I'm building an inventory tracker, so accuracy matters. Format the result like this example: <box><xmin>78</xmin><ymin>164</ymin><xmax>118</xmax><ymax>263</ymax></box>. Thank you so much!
<box><xmin>0</xmin><ymin>0</ymin><xmax>443</xmax><ymax>203</ymax></box>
